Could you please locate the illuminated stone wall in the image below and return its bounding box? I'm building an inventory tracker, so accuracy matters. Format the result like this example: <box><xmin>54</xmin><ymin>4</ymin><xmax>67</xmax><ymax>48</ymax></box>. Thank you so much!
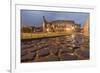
<box><xmin>82</xmin><ymin>17</ymin><xmax>89</xmax><ymax>36</ymax></box>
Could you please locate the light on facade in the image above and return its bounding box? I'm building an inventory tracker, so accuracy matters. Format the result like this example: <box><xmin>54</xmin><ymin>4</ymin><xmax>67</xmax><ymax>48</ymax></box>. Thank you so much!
<box><xmin>66</xmin><ymin>28</ymin><xmax>71</xmax><ymax>31</ymax></box>
<box><xmin>71</xmin><ymin>26</ymin><xmax>75</xmax><ymax>30</ymax></box>
<box><xmin>46</xmin><ymin>28</ymin><xmax>49</xmax><ymax>32</ymax></box>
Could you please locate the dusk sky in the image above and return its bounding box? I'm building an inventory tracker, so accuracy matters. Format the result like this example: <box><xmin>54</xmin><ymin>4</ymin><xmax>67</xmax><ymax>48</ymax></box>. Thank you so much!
<box><xmin>21</xmin><ymin>10</ymin><xmax>89</xmax><ymax>27</ymax></box>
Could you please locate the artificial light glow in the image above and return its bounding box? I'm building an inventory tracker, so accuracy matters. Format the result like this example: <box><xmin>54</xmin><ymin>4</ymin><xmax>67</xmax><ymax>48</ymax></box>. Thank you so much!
<box><xmin>46</xmin><ymin>28</ymin><xmax>49</xmax><ymax>32</ymax></box>
<box><xmin>71</xmin><ymin>27</ymin><xmax>75</xmax><ymax>30</ymax></box>
<box><xmin>66</xmin><ymin>28</ymin><xmax>71</xmax><ymax>31</ymax></box>
<box><xmin>71</xmin><ymin>34</ymin><xmax>75</xmax><ymax>38</ymax></box>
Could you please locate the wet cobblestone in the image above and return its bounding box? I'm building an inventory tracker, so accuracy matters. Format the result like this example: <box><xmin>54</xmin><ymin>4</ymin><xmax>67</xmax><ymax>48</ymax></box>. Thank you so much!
<box><xmin>21</xmin><ymin>33</ymin><xmax>89</xmax><ymax>63</ymax></box>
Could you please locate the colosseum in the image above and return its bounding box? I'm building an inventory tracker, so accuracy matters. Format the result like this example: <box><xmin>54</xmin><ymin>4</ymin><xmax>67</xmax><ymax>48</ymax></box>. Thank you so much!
<box><xmin>42</xmin><ymin>16</ymin><xmax>81</xmax><ymax>33</ymax></box>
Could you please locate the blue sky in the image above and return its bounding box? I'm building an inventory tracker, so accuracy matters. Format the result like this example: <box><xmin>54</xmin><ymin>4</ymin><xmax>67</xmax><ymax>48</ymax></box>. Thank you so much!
<box><xmin>21</xmin><ymin>10</ymin><xmax>89</xmax><ymax>27</ymax></box>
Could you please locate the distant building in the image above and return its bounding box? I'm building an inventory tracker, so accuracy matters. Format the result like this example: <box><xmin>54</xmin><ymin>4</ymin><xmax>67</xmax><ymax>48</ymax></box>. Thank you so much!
<box><xmin>42</xmin><ymin>16</ymin><xmax>80</xmax><ymax>33</ymax></box>
<box><xmin>21</xmin><ymin>25</ymin><xmax>43</xmax><ymax>33</ymax></box>
<box><xmin>21</xmin><ymin>25</ymin><xmax>32</xmax><ymax>33</ymax></box>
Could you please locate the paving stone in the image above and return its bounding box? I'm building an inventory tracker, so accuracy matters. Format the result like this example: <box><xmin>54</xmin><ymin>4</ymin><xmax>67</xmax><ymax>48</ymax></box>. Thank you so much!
<box><xmin>49</xmin><ymin>47</ymin><xmax>59</xmax><ymax>55</ymax></box>
<box><xmin>59</xmin><ymin>47</ymin><xmax>73</xmax><ymax>54</ymax></box>
<box><xmin>21</xmin><ymin>49</ymin><xmax>28</xmax><ymax>56</ymax></box>
<box><xmin>60</xmin><ymin>53</ymin><xmax>77</xmax><ymax>60</ymax></box>
<box><xmin>34</xmin><ymin>55</ymin><xmax>59</xmax><ymax>62</ymax></box>
<box><xmin>37</xmin><ymin>49</ymin><xmax>50</xmax><ymax>57</ymax></box>
<box><xmin>27</xmin><ymin>47</ymin><xmax>38</xmax><ymax>53</ymax></box>
<box><xmin>21</xmin><ymin>53</ymin><xmax>36</xmax><ymax>62</ymax></box>
<box><xmin>74</xmin><ymin>49</ymin><xmax>89</xmax><ymax>59</ymax></box>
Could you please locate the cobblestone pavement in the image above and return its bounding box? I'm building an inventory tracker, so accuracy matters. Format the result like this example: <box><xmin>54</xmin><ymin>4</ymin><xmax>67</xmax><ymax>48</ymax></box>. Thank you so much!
<box><xmin>21</xmin><ymin>33</ymin><xmax>89</xmax><ymax>63</ymax></box>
